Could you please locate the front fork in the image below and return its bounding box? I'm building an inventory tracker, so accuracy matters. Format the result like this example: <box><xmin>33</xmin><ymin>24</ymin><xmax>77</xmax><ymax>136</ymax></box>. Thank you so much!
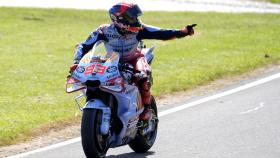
<box><xmin>84</xmin><ymin>99</ymin><xmax>111</xmax><ymax>135</ymax></box>
<box><xmin>75</xmin><ymin>90</ymin><xmax>111</xmax><ymax>135</ymax></box>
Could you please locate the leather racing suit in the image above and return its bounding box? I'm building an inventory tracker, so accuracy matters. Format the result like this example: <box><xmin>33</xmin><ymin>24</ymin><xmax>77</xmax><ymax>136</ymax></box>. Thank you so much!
<box><xmin>74</xmin><ymin>23</ymin><xmax>187</xmax><ymax>106</ymax></box>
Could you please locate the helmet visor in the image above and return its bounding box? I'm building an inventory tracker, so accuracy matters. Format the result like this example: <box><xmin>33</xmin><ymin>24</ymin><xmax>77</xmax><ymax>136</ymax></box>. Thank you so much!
<box><xmin>122</xmin><ymin>4</ymin><xmax>143</xmax><ymax>24</ymax></box>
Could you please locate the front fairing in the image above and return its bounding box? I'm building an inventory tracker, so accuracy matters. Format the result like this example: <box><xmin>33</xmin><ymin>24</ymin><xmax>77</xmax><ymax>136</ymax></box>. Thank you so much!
<box><xmin>72</xmin><ymin>53</ymin><xmax>120</xmax><ymax>83</ymax></box>
<box><xmin>71</xmin><ymin>43</ymin><xmax>124</xmax><ymax>92</ymax></box>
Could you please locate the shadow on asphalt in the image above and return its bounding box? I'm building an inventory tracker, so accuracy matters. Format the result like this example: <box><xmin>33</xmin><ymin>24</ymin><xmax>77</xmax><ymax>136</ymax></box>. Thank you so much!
<box><xmin>106</xmin><ymin>151</ymin><xmax>155</xmax><ymax>158</ymax></box>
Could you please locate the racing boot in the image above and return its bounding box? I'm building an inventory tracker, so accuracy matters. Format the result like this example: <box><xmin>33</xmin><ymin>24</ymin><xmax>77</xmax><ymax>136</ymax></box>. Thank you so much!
<box><xmin>139</xmin><ymin>78</ymin><xmax>152</xmax><ymax>121</ymax></box>
<box><xmin>140</xmin><ymin>105</ymin><xmax>152</xmax><ymax>121</ymax></box>
<box><xmin>139</xmin><ymin>104</ymin><xmax>152</xmax><ymax>131</ymax></box>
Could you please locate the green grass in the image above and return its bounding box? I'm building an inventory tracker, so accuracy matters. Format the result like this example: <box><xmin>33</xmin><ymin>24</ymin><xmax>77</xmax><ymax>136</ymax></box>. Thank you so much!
<box><xmin>267</xmin><ymin>0</ymin><xmax>280</xmax><ymax>3</ymax></box>
<box><xmin>0</xmin><ymin>7</ymin><xmax>280</xmax><ymax>146</ymax></box>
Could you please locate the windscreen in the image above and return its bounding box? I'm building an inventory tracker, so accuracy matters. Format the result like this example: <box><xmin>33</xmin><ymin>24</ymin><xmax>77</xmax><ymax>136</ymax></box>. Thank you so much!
<box><xmin>81</xmin><ymin>42</ymin><xmax>118</xmax><ymax>63</ymax></box>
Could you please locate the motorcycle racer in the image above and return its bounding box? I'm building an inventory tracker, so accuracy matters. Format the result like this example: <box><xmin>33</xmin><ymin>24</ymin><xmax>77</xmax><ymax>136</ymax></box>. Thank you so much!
<box><xmin>70</xmin><ymin>2</ymin><xmax>195</xmax><ymax>121</ymax></box>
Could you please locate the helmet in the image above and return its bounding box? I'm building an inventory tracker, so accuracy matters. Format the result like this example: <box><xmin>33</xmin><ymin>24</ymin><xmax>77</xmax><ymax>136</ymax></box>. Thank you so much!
<box><xmin>109</xmin><ymin>2</ymin><xmax>143</xmax><ymax>33</ymax></box>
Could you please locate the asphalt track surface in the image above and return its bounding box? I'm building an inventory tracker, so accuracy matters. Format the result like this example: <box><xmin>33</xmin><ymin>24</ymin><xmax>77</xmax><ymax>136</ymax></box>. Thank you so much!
<box><xmin>8</xmin><ymin>70</ymin><xmax>280</xmax><ymax>158</ymax></box>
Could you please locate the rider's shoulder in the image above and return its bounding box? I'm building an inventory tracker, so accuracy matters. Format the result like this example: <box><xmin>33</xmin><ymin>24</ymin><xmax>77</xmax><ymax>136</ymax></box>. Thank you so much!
<box><xmin>93</xmin><ymin>23</ymin><xmax>114</xmax><ymax>34</ymax></box>
<box><xmin>96</xmin><ymin>24</ymin><xmax>112</xmax><ymax>30</ymax></box>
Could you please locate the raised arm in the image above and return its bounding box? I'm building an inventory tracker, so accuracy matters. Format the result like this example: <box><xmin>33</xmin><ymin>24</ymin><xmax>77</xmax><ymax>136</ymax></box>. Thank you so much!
<box><xmin>137</xmin><ymin>24</ymin><xmax>194</xmax><ymax>41</ymax></box>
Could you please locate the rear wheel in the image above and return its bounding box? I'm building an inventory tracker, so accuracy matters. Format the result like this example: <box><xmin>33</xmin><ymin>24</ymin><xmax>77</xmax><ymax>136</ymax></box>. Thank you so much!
<box><xmin>81</xmin><ymin>109</ymin><xmax>109</xmax><ymax>158</ymax></box>
<box><xmin>129</xmin><ymin>96</ymin><xmax>158</xmax><ymax>153</ymax></box>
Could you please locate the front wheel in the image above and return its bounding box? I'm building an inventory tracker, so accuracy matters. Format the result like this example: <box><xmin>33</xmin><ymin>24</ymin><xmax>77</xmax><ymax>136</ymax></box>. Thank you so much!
<box><xmin>81</xmin><ymin>109</ymin><xmax>109</xmax><ymax>158</ymax></box>
<box><xmin>129</xmin><ymin>96</ymin><xmax>158</xmax><ymax>153</ymax></box>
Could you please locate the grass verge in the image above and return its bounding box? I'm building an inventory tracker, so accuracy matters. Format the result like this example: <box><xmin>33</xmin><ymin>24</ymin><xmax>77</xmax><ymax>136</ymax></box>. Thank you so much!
<box><xmin>267</xmin><ymin>0</ymin><xmax>280</xmax><ymax>3</ymax></box>
<box><xmin>0</xmin><ymin>7</ymin><xmax>280</xmax><ymax>146</ymax></box>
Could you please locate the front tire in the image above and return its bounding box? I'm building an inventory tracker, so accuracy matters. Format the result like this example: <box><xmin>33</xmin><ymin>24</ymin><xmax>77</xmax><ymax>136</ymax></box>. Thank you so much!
<box><xmin>81</xmin><ymin>109</ymin><xmax>109</xmax><ymax>158</ymax></box>
<box><xmin>129</xmin><ymin>96</ymin><xmax>158</xmax><ymax>153</ymax></box>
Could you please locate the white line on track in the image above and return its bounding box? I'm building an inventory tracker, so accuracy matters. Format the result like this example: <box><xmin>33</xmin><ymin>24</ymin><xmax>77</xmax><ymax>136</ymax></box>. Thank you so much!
<box><xmin>7</xmin><ymin>72</ymin><xmax>280</xmax><ymax>158</ymax></box>
<box><xmin>7</xmin><ymin>137</ymin><xmax>81</xmax><ymax>158</ymax></box>
<box><xmin>239</xmin><ymin>102</ymin><xmax>265</xmax><ymax>115</ymax></box>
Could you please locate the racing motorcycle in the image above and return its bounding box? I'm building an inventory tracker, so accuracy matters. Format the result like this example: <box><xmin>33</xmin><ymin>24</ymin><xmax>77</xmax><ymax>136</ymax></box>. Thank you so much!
<box><xmin>66</xmin><ymin>42</ymin><xmax>158</xmax><ymax>158</ymax></box>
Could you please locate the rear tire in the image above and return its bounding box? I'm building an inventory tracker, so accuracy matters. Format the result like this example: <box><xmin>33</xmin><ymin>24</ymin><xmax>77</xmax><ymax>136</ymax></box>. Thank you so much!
<box><xmin>81</xmin><ymin>109</ymin><xmax>109</xmax><ymax>158</ymax></box>
<box><xmin>129</xmin><ymin>96</ymin><xmax>158</xmax><ymax>153</ymax></box>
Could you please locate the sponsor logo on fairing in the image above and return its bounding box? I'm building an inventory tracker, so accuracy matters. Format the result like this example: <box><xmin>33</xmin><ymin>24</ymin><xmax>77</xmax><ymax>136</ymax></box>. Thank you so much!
<box><xmin>106</xmin><ymin>66</ymin><xmax>118</xmax><ymax>73</ymax></box>
<box><xmin>107</xmin><ymin>73</ymin><xmax>119</xmax><ymax>79</ymax></box>
<box><xmin>72</xmin><ymin>72</ymin><xmax>82</xmax><ymax>79</ymax></box>
<box><xmin>127</xmin><ymin>116</ymin><xmax>139</xmax><ymax>128</ymax></box>
<box><xmin>76</xmin><ymin>66</ymin><xmax>85</xmax><ymax>73</ymax></box>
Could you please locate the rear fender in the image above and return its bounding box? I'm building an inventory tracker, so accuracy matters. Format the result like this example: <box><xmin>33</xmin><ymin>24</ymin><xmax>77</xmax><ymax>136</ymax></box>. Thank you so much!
<box><xmin>84</xmin><ymin>99</ymin><xmax>111</xmax><ymax>135</ymax></box>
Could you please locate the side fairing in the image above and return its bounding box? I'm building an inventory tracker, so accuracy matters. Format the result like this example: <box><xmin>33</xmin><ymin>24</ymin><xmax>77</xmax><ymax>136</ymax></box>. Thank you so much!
<box><xmin>107</xmin><ymin>84</ymin><xmax>144</xmax><ymax>147</ymax></box>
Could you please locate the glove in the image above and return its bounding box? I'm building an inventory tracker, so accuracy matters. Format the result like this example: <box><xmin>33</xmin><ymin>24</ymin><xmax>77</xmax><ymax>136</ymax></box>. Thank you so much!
<box><xmin>69</xmin><ymin>64</ymin><xmax>78</xmax><ymax>73</ymax></box>
<box><xmin>186</xmin><ymin>24</ymin><xmax>196</xmax><ymax>36</ymax></box>
<box><xmin>177</xmin><ymin>24</ymin><xmax>196</xmax><ymax>38</ymax></box>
